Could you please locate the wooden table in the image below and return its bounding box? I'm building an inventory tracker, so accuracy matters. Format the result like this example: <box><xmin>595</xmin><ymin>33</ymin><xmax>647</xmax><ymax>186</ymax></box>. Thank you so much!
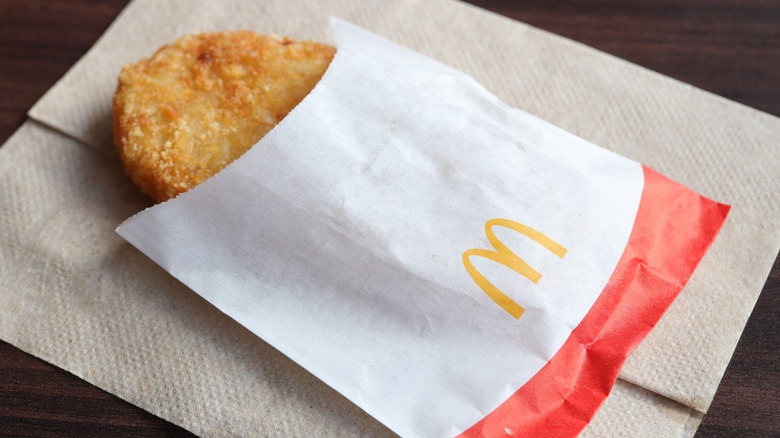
<box><xmin>1</xmin><ymin>1</ymin><xmax>777</xmax><ymax>436</ymax></box>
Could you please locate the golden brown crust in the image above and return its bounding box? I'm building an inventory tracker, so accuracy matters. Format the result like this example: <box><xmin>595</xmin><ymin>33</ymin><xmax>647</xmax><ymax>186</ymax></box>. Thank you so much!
<box><xmin>113</xmin><ymin>31</ymin><xmax>335</xmax><ymax>202</ymax></box>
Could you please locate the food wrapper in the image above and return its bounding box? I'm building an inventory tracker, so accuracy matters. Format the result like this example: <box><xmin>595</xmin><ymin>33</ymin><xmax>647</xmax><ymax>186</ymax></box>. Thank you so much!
<box><xmin>116</xmin><ymin>19</ymin><xmax>729</xmax><ymax>437</ymax></box>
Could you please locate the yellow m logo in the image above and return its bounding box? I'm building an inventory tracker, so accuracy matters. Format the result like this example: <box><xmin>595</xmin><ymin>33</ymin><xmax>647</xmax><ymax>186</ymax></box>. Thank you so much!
<box><xmin>462</xmin><ymin>218</ymin><xmax>567</xmax><ymax>319</ymax></box>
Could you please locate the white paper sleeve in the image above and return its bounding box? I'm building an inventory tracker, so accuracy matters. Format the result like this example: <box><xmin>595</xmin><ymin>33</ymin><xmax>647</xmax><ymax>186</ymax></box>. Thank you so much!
<box><xmin>117</xmin><ymin>18</ymin><xmax>644</xmax><ymax>438</ymax></box>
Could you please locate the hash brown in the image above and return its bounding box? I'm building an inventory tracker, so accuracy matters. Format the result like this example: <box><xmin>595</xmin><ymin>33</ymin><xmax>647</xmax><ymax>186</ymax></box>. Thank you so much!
<box><xmin>113</xmin><ymin>31</ymin><xmax>335</xmax><ymax>202</ymax></box>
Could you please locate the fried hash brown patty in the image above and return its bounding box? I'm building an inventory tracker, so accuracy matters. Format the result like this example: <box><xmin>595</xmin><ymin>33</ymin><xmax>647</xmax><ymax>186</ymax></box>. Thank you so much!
<box><xmin>113</xmin><ymin>31</ymin><xmax>336</xmax><ymax>202</ymax></box>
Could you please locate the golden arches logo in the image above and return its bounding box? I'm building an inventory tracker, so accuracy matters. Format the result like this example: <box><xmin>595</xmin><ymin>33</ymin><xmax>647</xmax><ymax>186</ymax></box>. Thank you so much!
<box><xmin>462</xmin><ymin>218</ymin><xmax>567</xmax><ymax>319</ymax></box>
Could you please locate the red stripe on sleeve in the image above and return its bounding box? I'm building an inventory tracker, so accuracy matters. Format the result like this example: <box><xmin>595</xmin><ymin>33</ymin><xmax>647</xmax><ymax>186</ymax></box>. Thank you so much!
<box><xmin>459</xmin><ymin>166</ymin><xmax>730</xmax><ymax>437</ymax></box>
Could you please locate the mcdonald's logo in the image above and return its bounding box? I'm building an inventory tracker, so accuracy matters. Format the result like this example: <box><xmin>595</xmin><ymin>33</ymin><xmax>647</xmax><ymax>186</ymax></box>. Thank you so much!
<box><xmin>462</xmin><ymin>218</ymin><xmax>567</xmax><ymax>319</ymax></box>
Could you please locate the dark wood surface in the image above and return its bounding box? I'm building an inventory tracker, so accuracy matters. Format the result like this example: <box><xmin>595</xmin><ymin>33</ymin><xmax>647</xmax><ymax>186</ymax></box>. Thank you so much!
<box><xmin>0</xmin><ymin>0</ymin><xmax>777</xmax><ymax>436</ymax></box>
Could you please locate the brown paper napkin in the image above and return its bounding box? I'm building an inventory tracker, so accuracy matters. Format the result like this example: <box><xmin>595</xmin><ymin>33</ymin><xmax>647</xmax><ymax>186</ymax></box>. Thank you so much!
<box><xmin>0</xmin><ymin>121</ymin><xmax>701</xmax><ymax>437</ymax></box>
<box><xmin>2</xmin><ymin>0</ymin><xmax>777</xmax><ymax>435</ymax></box>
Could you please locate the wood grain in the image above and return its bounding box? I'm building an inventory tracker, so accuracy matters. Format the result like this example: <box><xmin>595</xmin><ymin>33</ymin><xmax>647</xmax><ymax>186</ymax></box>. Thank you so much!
<box><xmin>0</xmin><ymin>0</ymin><xmax>777</xmax><ymax>436</ymax></box>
